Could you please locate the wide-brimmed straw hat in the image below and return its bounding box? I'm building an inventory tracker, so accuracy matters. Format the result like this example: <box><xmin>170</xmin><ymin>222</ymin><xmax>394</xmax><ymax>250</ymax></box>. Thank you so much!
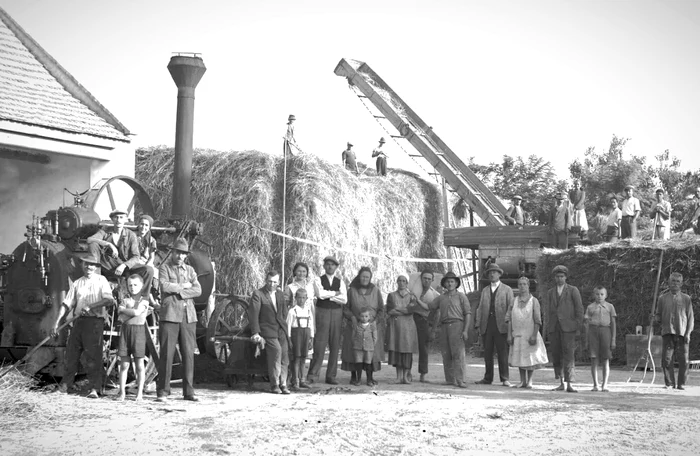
<box><xmin>441</xmin><ymin>271</ymin><xmax>461</xmax><ymax>289</ymax></box>
<box><xmin>170</xmin><ymin>238</ymin><xmax>190</xmax><ymax>253</ymax></box>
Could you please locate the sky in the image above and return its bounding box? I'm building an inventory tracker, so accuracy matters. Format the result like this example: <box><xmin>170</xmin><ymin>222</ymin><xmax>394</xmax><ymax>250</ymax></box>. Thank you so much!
<box><xmin>3</xmin><ymin>0</ymin><xmax>700</xmax><ymax>181</ymax></box>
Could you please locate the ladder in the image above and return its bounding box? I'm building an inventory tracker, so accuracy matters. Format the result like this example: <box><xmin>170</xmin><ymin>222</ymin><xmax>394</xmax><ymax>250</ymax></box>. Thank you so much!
<box><xmin>334</xmin><ymin>58</ymin><xmax>507</xmax><ymax>227</ymax></box>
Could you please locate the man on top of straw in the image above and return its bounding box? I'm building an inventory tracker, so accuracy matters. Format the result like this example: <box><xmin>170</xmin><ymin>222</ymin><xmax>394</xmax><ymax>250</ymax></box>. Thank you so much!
<box><xmin>548</xmin><ymin>192</ymin><xmax>571</xmax><ymax>249</ymax></box>
<box><xmin>654</xmin><ymin>272</ymin><xmax>694</xmax><ymax>390</ymax></box>
<box><xmin>341</xmin><ymin>142</ymin><xmax>359</xmax><ymax>174</ymax></box>
<box><xmin>569</xmin><ymin>181</ymin><xmax>588</xmax><ymax>238</ymax></box>
<box><xmin>620</xmin><ymin>185</ymin><xmax>641</xmax><ymax>239</ymax></box>
<box><xmin>504</xmin><ymin>195</ymin><xmax>524</xmax><ymax>226</ymax></box>
<box><xmin>307</xmin><ymin>256</ymin><xmax>347</xmax><ymax>385</ymax></box>
<box><xmin>372</xmin><ymin>137</ymin><xmax>388</xmax><ymax>176</ymax></box>
<box><xmin>543</xmin><ymin>265</ymin><xmax>583</xmax><ymax>393</ymax></box>
<box><xmin>650</xmin><ymin>188</ymin><xmax>672</xmax><ymax>240</ymax></box>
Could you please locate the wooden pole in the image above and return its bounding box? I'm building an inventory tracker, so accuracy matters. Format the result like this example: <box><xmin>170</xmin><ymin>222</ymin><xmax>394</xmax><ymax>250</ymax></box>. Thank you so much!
<box><xmin>441</xmin><ymin>178</ymin><xmax>453</xmax><ymax>272</ymax></box>
<box><xmin>281</xmin><ymin>141</ymin><xmax>288</xmax><ymax>286</ymax></box>
<box><xmin>470</xmin><ymin>208</ymin><xmax>478</xmax><ymax>290</ymax></box>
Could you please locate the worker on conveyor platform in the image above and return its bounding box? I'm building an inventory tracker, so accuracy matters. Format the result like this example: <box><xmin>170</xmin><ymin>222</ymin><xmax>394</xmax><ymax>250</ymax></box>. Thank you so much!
<box><xmin>504</xmin><ymin>195</ymin><xmax>524</xmax><ymax>225</ymax></box>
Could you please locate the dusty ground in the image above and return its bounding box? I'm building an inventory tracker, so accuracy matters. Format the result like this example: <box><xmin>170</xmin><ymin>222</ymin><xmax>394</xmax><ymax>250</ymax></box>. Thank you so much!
<box><xmin>1</xmin><ymin>352</ymin><xmax>699</xmax><ymax>456</ymax></box>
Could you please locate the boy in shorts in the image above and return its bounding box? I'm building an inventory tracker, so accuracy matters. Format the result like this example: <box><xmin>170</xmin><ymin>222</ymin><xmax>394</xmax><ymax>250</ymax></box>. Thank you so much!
<box><xmin>584</xmin><ymin>286</ymin><xmax>617</xmax><ymax>392</ymax></box>
<box><xmin>117</xmin><ymin>274</ymin><xmax>149</xmax><ymax>401</ymax></box>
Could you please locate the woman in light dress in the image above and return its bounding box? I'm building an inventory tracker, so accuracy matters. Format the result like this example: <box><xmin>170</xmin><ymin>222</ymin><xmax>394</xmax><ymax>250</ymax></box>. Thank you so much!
<box><xmin>284</xmin><ymin>262</ymin><xmax>316</xmax><ymax>314</ymax></box>
<box><xmin>386</xmin><ymin>275</ymin><xmax>419</xmax><ymax>384</ymax></box>
<box><xmin>507</xmin><ymin>276</ymin><xmax>548</xmax><ymax>389</ymax></box>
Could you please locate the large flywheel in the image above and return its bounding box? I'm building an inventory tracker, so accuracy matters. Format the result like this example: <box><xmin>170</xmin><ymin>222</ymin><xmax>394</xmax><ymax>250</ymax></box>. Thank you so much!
<box><xmin>83</xmin><ymin>175</ymin><xmax>155</xmax><ymax>221</ymax></box>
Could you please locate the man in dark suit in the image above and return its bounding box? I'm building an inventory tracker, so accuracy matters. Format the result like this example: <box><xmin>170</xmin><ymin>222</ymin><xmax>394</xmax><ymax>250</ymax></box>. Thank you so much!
<box><xmin>157</xmin><ymin>238</ymin><xmax>202</xmax><ymax>402</ymax></box>
<box><xmin>474</xmin><ymin>263</ymin><xmax>514</xmax><ymax>387</ymax></box>
<box><xmin>250</xmin><ymin>270</ymin><xmax>291</xmax><ymax>394</ymax></box>
<box><xmin>544</xmin><ymin>265</ymin><xmax>583</xmax><ymax>392</ymax></box>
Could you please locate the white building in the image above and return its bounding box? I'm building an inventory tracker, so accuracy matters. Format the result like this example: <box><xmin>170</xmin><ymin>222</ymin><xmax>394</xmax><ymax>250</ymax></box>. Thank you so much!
<box><xmin>0</xmin><ymin>7</ymin><xmax>134</xmax><ymax>254</ymax></box>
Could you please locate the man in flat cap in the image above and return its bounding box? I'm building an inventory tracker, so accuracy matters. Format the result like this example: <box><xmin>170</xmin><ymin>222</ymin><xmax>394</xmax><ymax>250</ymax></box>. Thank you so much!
<box><xmin>650</xmin><ymin>188</ymin><xmax>672</xmax><ymax>240</ymax></box>
<box><xmin>157</xmin><ymin>238</ymin><xmax>202</xmax><ymax>402</ymax></box>
<box><xmin>504</xmin><ymin>196</ymin><xmax>524</xmax><ymax>226</ymax></box>
<box><xmin>620</xmin><ymin>185</ymin><xmax>641</xmax><ymax>239</ymax></box>
<box><xmin>372</xmin><ymin>137</ymin><xmax>388</xmax><ymax>176</ymax></box>
<box><xmin>307</xmin><ymin>255</ymin><xmax>347</xmax><ymax>384</ymax></box>
<box><xmin>543</xmin><ymin>265</ymin><xmax>583</xmax><ymax>393</ymax></box>
<box><xmin>88</xmin><ymin>209</ymin><xmax>154</xmax><ymax>292</ymax></box>
<box><xmin>548</xmin><ymin>192</ymin><xmax>572</xmax><ymax>249</ymax></box>
<box><xmin>475</xmin><ymin>263</ymin><xmax>514</xmax><ymax>387</ymax></box>
<box><xmin>341</xmin><ymin>142</ymin><xmax>359</xmax><ymax>174</ymax></box>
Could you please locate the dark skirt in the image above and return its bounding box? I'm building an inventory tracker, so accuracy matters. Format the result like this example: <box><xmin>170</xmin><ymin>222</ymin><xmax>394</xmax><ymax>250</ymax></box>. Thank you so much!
<box><xmin>388</xmin><ymin>351</ymin><xmax>413</xmax><ymax>369</ymax></box>
<box><xmin>291</xmin><ymin>327</ymin><xmax>310</xmax><ymax>359</ymax></box>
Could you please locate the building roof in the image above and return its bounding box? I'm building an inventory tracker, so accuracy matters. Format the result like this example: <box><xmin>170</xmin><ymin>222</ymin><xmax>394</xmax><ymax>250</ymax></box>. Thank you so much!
<box><xmin>0</xmin><ymin>7</ymin><xmax>130</xmax><ymax>142</ymax></box>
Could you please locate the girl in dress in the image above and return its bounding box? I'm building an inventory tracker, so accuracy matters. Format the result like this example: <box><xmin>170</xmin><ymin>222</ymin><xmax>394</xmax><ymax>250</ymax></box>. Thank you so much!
<box><xmin>507</xmin><ymin>276</ymin><xmax>548</xmax><ymax>388</ymax></box>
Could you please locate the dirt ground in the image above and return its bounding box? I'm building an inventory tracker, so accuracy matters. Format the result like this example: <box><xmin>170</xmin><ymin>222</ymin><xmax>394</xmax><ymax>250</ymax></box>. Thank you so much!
<box><xmin>1</xmin><ymin>352</ymin><xmax>699</xmax><ymax>456</ymax></box>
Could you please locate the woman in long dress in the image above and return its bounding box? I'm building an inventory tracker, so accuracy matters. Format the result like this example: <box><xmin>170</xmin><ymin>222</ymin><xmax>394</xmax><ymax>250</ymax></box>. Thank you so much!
<box><xmin>284</xmin><ymin>262</ymin><xmax>316</xmax><ymax>314</ymax></box>
<box><xmin>386</xmin><ymin>275</ymin><xmax>418</xmax><ymax>384</ymax></box>
<box><xmin>507</xmin><ymin>276</ymin><xmax>548</xmax><ymax>389</ymax></box>
<box><xmin>341</xmin><ymin>267</ymin><xmax>385</xmax><ymax>386</ymax></box>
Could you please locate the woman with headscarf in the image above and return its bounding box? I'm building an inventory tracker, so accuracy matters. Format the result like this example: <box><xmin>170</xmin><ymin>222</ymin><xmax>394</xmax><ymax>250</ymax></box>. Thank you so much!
<box><xmin>284</xmin><ymin>262</ymin><xmax>316</xmax><ymax>315</ymax></box>
<box><xmin>341</xmin><ymin>266</ymin><xmax>385</xmax><ymax>386</ymax></box>
<box><xmin>386</xmin><ymin>274</ymin><xmax>419</xmax><ymax>384</ymax></box>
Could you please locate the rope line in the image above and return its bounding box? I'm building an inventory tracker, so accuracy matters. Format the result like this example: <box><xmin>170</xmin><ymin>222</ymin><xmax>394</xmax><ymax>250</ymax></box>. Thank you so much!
<box><xmin>144</xmin><ymin>184</ymin><xmax>471</xmax><ymax>264</ymax></box>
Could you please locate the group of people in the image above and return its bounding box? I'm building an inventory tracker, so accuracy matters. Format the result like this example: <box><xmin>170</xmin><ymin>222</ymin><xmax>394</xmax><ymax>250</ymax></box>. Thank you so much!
<box><xmin>52</xmin><ymin>209</ymin><xmax>202</xmax><ymax>402</ymax></box>
<box><xmin>341</xmin><ymin>138</ymin><xmax>389</xmax><ymax>176</ymax></box>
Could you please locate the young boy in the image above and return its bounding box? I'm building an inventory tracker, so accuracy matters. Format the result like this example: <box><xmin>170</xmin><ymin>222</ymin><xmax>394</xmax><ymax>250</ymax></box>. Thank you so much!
<box><xmin>584</xmin><ymin>286</ymin><xmax>617</xmax><ymax>392</ymax></box>
<box><xmin>287</xmin><ymin>288</ymin><xmax>315</xmax><ymax>390</ymax></box>
<box><xmin>117</xmin><ymin>274</ymin><xmax>149</xmax><ymax>401</ymax></box>
<box><xmin>352</xmin><ymin>308</ymin><xmax>378</xmax><ymax>386</ymax></box>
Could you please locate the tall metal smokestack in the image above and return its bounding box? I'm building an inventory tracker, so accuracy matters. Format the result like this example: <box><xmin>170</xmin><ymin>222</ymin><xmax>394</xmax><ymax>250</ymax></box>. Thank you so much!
<box><xmin>168</xmin><ymin>53</ymin><xmax>206</xmax><ymax>218</ymax></box>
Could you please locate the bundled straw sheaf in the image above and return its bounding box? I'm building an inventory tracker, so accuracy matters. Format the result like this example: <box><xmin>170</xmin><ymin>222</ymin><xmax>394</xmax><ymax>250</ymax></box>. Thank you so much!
<box><xmin>536</xmin><ymin>238</ymin><xmax>700</xmax><ymax>361</ymax></box>
<box><xmin>136</xmin><ymin>147</ymin><xmax>445</xmax><ymax>296</ymax></box>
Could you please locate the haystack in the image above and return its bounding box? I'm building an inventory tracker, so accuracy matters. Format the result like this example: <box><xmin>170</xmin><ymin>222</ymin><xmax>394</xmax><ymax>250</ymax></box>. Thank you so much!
<box><xmin>136</xmin><ymin>146</ymin><xmax>446</xmax><ymax>296</ymax></box>
<box><xmin>537</xmin><ymin>238</ymin><xmax>700</xmax><ymax>362</ymax></box>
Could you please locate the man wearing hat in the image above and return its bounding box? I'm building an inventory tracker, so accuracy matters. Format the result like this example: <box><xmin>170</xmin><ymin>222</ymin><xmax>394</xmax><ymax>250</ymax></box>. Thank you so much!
<box><xmin>429</xmin><ymin>271</ymin><xmax>472</xmax><ymax>388</ymax></box>
<box><xmin>372</xmin><ymin>137</ymin><xmax>388</xmax><ymax>176</ymax></box>
<box><xmin>548</xmin><ymin>192</ymin><xmax>572</xmax><ymax>249</ymax></box>
<box><xmin>650</xmin><ymin>188</ymin><xmax>672</xmax><ymax>240</ymax></box>
<box><xmin>620</xmin><ymin>185</ymin><xmax>641</xmax><ymax>239</ymax></box>
<box><xmin>543</xmin><ymin>265</ymin><xmax>583</xmax><ymax>393</ymax></box>
<box><xmin>157</xmin><ymin>238</ymin><xmax>202</xmax><ymax>402</ymax></box>
<box><xmin>341</xmin><ymin>142</ymin><xmax>359</xmax><ymax>174</ymax></box>
<box><xmin>87</xmin><ymin>209</ymin><xmax>154</xmax><ymax>292</ymax></box>
<box><xmin>284</xmin><ymin>114</ymin><xmax>297</xmax><ymax>156</ymax></box>
<box><xmin>307</xmin><ymin>255</ymin><xmax>347</xmax><ymax>384</ymax></box>
<box><xmin>504</xmin><ymin>196</ymin><xmax>524</xmax><ymax>226</ymax></box>
<box><xmin>474</xmin><ymin>263</ymin><xmax>514</xmax><ymax>387</ymax></box>
<box><xmin>51</xmin><ymin>254</ymin><xmax>114</xmax><ymax>398</ymax></box>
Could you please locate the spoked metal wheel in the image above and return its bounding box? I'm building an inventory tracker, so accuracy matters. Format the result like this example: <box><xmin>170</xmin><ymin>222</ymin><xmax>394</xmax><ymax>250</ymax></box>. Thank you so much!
<box><xmin>205</xmin><ymin>295</ymin><xmax>249</xmax><ymax>363</ymax></box>
<box><xmin>83</xmin><ymin>175</ymin><xmax>155</xmax><ymax>221</ymax></box>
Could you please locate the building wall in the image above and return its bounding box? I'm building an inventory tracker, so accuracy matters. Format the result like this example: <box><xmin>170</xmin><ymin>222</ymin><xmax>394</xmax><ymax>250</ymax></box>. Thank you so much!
<box><xmin>0</xmin><ymin>144</ymin><xmax>135</xmax><ymax>254</ymax></box>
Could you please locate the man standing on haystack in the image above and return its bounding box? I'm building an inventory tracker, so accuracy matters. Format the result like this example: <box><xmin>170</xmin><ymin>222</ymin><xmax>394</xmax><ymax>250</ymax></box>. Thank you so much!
<box><xmin>307</xmin><ymin>256</ymin><xmax>347</xmax><ymax>385</ymax></box>
<box><xmin>620</xmin><ymin>185</ymin><xmax>641</xmax><ymax>239</ymax></box>
<box><xmin>548</xmin><ymin>192</ymin><xmax>571</xmax><ymax>249</ymax></box>
<box><xmin>655</xmin><ymin>272</ymin><xmax>694</xmax><ymax>390</ymax></box>
<box><xmin>544</xmin><ymin>265</ymin><xmax>583</xmax><ymax>393</ymax></box>
<box><xmin>504</xmin><ymin>195</ymin><xmax>524</xmax><ymax>225</ymax></box>
<box><xmin>650</xmin><ymin>188</ymin><xmax>672</xmax><ymax>240</ymax></box>
<box><xmin>372</xmin><ymin>137</ymin><xmax>388</xmax><ymax>176</ymax></box>
<box><xmin>341</xmin><ymin>142</ymin><xmax>359</xmax><ymax>174</ymax></box>
<box><xmin>570</xmin><ymin>181</ymin><xmax>588</xmax><ymax>238</ymax></box>
<box><xmin>283</xmin><ymin>114</ymin><xmax>297</xmax><ymax>156</ymax></box>
<box><xmin>474</xmin><ymin>263</ymin><xmax>513</xmax><ymax>387</ymax></box>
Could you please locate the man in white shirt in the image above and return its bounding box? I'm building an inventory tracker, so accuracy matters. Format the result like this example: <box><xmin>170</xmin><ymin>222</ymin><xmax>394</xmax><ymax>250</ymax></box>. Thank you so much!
<box><xmin>307</xmin><ymin>256</ymin><xmax>347</xmax><ymax>384</ymax></box>
<box><xmin>413</xmin><ymin>270</ymin><xmax>441</xmax><ymax>382</ymax></box>
<box><xmin>651</xmin><ymin>188</ymin><xmax>672</xmax><ymax>240</ymax></box>
<box><xmin>371</xmin><ymin>137</ymin><xmax>388</xmax><ymax>176</ymax></box>
<box><xmin>605</xmin><ymin>197</ymin><xmax>622</xmax><ymax>242</ymax></box>
<box><xmin>620</xmin><ymin>185</ymin><xmax>641</xmax><ymax>239</ymax></box>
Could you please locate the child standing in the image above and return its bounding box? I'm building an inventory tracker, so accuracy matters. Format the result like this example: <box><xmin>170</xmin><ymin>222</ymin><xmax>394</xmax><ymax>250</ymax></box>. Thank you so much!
<box><xmin>117</xmin><ymin>274</ymin><xmax>149</xmax><ymax>401</ymax></box>
<box><xmin>287</xmin><ymin>288</ymin><xmax>314</xmax><ymax>389</ymax></box>
<box><xmin>584</xmin><ymin>286</ymin><xmax>617</xmax><ymax>392</ymax></box>
<box><xmin>352</xmin><ymin>308</ymin><xmax>378</xmax><ymax>386</ymax></box>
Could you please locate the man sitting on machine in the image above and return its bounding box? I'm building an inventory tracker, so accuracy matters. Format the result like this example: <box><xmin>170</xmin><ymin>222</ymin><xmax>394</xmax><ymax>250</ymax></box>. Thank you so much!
<box><xmin>87</xmin><ymin>209</ymin><xmax>154</xmax><ymax>292</ymax></box>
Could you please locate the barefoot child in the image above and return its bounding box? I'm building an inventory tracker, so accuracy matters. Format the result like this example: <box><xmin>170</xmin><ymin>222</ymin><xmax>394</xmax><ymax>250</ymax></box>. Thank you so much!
<box><xmin>584</xmin><ymin>286</ymin><xmax>617</xmax><ymax>392</ymax></box>
<box><xmin>287</xmin><ymin>288</ymin><xmax>314</xmax><ymax>389</ymax></box>
<box><xmin>352</xmin><ymin>308</ymin><xmax>378</xmax><ymax>386</ymax></box>
<box><xmin>117</xmin><ymin>274</ymin><xmax>149</xmax><ymax>401</ymax></box>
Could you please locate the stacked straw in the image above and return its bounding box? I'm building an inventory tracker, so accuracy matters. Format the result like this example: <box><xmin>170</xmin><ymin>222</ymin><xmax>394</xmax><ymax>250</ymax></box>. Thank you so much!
<box><xmin>536</xmin><ymin>238</ymin><xmax>700</xmax><ymax>361</ymax></box>
<box><xmin>136</xmin><ymin>147</ymin><xmax>446</xmax><ymax>296</ymax></box>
